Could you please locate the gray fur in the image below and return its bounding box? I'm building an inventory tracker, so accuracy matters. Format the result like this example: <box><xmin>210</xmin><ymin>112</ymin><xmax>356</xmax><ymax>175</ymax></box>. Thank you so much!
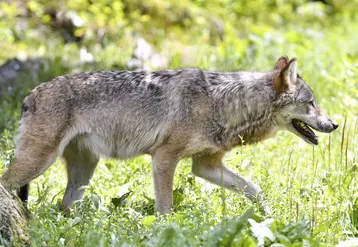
<box><xmin>1</xmin><ymin>56</ymin><xmax>338</xmax><ymax>215</ymax></box>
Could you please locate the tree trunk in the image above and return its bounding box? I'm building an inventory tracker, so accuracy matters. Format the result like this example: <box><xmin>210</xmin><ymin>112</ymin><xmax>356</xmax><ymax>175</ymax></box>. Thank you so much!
<box><xmin>0</xmin><ymin>181</ymin><xmax>28</xmax><ymax>245</ymax></box>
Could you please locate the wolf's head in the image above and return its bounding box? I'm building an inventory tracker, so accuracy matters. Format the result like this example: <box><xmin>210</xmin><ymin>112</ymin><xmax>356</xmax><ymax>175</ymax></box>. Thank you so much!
<box><xmin>272</xmin><ymin>56</ymin><xmax>338</xmax><ymax>145</ymax></box>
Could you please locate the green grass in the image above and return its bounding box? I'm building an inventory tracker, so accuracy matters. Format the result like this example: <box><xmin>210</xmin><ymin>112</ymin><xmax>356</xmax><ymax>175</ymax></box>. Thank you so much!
<box><xmin>1</xmin><ymin>1</ymin><xmax>358</xmax><ymax>246</ymax></box>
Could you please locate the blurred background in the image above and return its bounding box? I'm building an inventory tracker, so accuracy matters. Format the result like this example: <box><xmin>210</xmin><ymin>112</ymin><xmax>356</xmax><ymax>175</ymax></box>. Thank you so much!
<box><xmin>0</xmin><ymin>0</ymin><xmax>358</xmax><ymax>133</ymax></box>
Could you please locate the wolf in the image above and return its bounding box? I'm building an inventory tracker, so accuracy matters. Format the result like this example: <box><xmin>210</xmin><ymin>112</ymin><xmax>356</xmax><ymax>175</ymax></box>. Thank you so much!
<box><xmin>1</xmin><ymin>56</ymin><xmax>338</xmax><ymax>214</ymax></box>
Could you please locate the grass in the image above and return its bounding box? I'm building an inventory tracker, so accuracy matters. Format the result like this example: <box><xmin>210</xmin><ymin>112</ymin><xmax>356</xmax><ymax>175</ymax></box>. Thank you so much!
<box><xmin>1</xmin><ymin>1</ymin><xmax>358</xmax><ymax>246</ymax></box>
<box><xmin>2</xmin><ymin>122</ymin><xmax>356</xmax><ymax>246</ymax></box>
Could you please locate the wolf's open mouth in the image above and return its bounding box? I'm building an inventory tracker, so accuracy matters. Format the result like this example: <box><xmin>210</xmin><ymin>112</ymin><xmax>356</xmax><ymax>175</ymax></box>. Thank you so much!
<box><xmin>292</xmin><ymin>119</ymin><xmax>318</xmax><ymax>145</ymax></box>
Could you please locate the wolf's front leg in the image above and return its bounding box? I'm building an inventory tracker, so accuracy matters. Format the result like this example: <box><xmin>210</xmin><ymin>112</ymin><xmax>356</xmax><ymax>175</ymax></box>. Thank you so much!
<box><xmin>151</xmin><ymin>148</ymin><xmax>180</xmax><ymax>214</ymax></box>
<box><xmin>191</xmin><ymin>152</ymin><xmax>270</xmax><ymax>214</ymax></box>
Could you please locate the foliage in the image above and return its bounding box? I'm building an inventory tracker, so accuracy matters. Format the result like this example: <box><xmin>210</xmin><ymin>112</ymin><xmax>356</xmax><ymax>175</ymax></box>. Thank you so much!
<box><xmin>1</xmin><ymin>0</ymin><xmax>358</xmax><ymax>246</ymax></box>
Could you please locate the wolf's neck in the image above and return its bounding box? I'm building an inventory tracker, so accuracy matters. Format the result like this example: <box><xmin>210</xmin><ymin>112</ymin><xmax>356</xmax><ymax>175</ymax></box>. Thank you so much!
<box><xmin>206</xmin><ymin>71</ymin><xmax>278</xmax><ymax>147</ymax></box>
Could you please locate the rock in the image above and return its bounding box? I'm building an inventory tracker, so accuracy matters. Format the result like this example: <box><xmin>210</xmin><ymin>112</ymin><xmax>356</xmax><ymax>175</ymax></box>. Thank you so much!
<box><xmin>0</xmin><ymin>58</ymin><xmax>43</xmax><ymax>91</ymax></box>
<box><xmin>126</xmin><ymin>37</ymin><xmax>169</xmax><ymax>70</ymax></box>
<box><xmin>0</xmin><ymin>59</ymin><xmax>25</xmax><ymax>86</ymax></box>
<box><xmin>134</xmin><ymin>38</ymin><xmax>153</xmax><ymax>62</ymax></box>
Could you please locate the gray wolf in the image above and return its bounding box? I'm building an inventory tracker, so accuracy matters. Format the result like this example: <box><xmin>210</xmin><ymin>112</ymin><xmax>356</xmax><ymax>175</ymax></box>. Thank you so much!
<box><xmin>1</xmin><ymin>56</ymin><xmax>338</xmax><ymax>214</ymax></box>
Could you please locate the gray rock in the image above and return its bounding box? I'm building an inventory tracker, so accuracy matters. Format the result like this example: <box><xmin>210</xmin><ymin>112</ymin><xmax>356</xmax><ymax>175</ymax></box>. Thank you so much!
<box><xmin>126</xmin><ymin>37</ymin><xmax>169</xmax><ymax>70</ymax></box>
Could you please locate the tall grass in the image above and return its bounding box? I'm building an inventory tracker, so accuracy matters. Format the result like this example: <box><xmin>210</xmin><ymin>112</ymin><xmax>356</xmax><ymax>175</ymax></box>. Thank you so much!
<box><xmin>1</xmin><ymin>1</ymin><xmax>358</xmax><ymax>246</ymax></box>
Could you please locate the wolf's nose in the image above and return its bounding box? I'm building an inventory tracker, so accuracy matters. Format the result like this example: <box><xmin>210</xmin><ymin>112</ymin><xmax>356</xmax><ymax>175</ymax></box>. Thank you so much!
<box><xmin>332</xmin><ymin>123</ymin><xmax>339</xmax><ymax>130</ymax></box>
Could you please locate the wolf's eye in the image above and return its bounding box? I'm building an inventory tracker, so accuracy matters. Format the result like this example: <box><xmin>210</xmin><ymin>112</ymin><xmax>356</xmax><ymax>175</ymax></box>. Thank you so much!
<box><xmin>309</xmin><ymin>101</ymin><xmax>315</xmax><ymax>107</ymax></box>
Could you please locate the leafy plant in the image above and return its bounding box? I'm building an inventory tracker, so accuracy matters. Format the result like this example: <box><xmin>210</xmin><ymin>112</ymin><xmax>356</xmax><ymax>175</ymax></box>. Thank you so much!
<box><xmin>0</xmin><ymin>0</ymin><xmax>358</xmax><ymax>246</ymax></box>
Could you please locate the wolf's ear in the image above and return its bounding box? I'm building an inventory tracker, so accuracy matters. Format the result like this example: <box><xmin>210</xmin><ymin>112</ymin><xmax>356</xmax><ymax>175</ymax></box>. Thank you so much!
<box><xmin>274</xmin><ymin>58</ymin><xmax>298</xmax><ymax>93</ymax></box>
<box><xmin>282</xmin><ymin>58</ymin><xmax>297</xmax><ymax>82</ymax></box>
<box><xmin>274</xmin><ymin>56</ymin><xmax>289</xmax><ymax>70</ymax></box>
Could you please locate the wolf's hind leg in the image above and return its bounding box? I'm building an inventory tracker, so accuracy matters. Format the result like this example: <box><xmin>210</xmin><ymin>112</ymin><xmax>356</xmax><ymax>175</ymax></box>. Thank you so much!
<box><xmin>191</xmin><ymin>153</ymin><xmax>270</xmax><ymax>213</ymax></box>
<box><xmin>1</xmin><ymin>132</ymin><xmax>60</xmax><ymax>193</ymax></box>
<box><xmin>60</xmin><ymin>140</ymin><xmax>99</xmax><ymax>214</ymax></box>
